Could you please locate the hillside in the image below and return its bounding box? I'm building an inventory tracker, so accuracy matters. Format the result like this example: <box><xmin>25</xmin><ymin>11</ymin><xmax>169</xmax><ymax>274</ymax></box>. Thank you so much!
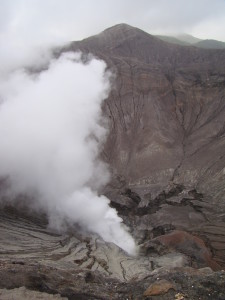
<box><xmin>195</xmin><ymin>39</ymin><xmax>225</xmax><ymax>49</ymax></box>
<box><xmin>155</xmin><ymin>35</ymin><xmax>190</xmax><ymax>46</ymax></box>
<box><xmin>157</xmin><ymin>33</ymin><xmax>225</xmax><ymax>49</ymax></box>
<box><xmin>66</xmin><ymin>23</ymin><xmax>225</xmax><ymax>202</ymax></box>
<box><xmin>176</xmin><ymin>33</ymin><xmax>203</xmax><ymax>44</ymax></box>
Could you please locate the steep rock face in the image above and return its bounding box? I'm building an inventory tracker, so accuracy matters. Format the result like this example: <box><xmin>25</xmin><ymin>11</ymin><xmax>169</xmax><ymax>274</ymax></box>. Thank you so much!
<box><xmin>63</xmin><ymin>24</ymin><xmax>225</xmax><ymax>273</ymax></box>
<box><xmin>65</xmin><ymin>23</ymin><xmax>225</xmax><ymax>203</ymax></box>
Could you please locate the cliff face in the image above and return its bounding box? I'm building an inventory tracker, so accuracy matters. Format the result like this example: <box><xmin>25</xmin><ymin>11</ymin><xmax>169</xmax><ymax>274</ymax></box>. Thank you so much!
<box><xmin>64</xmin><ymin>24</ymin><xmax>225</xmax><ymax>276</ymax></box>
<box><xmin>67</xmin><ymin>23</ymin><xmax>225</xmax><ymax>203</ymax></box>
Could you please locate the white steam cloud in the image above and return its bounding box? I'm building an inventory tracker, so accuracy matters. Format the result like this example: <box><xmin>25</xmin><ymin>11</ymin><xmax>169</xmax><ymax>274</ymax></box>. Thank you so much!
<box><xmin>0</xmin><ymin>52</ymin><xmax>136</xmax><ymax>255</ymax></box>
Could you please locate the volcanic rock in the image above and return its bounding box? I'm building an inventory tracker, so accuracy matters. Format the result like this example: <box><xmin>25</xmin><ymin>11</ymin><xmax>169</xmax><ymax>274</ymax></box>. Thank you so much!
<box><xmin>66</xmin><ymin>24</ymin><xmax>225</xmax><ymax>202</ymax></box>
<box><xmin>143</xmin><ymin>279</ymin><xmax>175</xmax><ymax>296</ymax></box>
<box><xmin>0</xmin><ymin>287</ymin><xmax>67</xmax><ymax>300</ymax></box>
<box><xmin>152</xmin><ymin>230</ymin><xmax>221</xmax><ymax>270</ymax></box>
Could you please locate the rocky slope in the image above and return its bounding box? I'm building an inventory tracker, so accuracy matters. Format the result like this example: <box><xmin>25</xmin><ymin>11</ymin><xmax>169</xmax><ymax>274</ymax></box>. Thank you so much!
<box><xmin>1</xmin><ymin>24</ymin><xmax>225</xmax><ymax>299</ymax></box>
<box><xmin>66</xmin><ymin>23</ymin><xmax>225</xmax><ymax>266</ymax></box>
<box><xmin>66</xmin><ymin>24</ymin><xmax>225</xmax><ymax>201</ymax></box>
<box><xmin>1</xmin><ymin>204</ymin><xmax>225</xmax><ymax>299</ymax></box>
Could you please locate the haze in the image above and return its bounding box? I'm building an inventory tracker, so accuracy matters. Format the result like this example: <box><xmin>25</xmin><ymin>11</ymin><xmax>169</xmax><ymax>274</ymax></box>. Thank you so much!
<box><xmin>1</xmin><ymin>0</ymin><xmax>225</xmax><ymax>46</ymax></box>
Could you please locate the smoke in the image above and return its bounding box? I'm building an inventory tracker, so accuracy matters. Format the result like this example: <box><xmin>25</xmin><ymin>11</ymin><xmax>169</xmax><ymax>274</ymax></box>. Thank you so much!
<box><xmin>0</xmin><ymin>52</ymin><xmax>136</xmax><ymax>255</ymax></box>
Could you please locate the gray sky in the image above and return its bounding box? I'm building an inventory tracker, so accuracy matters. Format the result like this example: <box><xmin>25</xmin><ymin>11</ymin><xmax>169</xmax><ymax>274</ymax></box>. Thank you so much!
<box><xmin>1</xmin><ymin>0</ymin><xmax>225</xmax><ymax>48</ymax></box>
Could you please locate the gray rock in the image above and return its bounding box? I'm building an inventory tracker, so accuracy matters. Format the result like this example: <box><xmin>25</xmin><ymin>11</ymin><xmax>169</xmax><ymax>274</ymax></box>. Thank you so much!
<box><xmin>0</xmin><ymin>287</ymin><xmax>67</xmax><ymax>300</ymax></box>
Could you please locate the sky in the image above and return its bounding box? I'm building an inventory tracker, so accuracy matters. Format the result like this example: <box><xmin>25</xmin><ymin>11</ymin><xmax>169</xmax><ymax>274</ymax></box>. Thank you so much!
<box><xmin>0</xmin><ymin>0</ymin><xmax>225</xmax><ymax>50</ymax></box>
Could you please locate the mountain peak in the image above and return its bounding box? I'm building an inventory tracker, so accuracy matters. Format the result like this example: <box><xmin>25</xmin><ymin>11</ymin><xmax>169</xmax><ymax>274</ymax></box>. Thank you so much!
<box><xmin>104</xmin><ymin>23</ymin><xmax>136</xmax><ymax>31</ymax></box>
<box><xmin>99</xmin><ymin>23</ymin><xmax>151</xmax><ymax>40</ymax></box>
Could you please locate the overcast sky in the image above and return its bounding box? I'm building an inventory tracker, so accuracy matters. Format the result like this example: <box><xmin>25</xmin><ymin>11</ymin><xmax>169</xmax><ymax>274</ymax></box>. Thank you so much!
<box><xmin>1</xmin><ymin>0</ymin><xmax>225</xmax><ymax>50</ymax></box>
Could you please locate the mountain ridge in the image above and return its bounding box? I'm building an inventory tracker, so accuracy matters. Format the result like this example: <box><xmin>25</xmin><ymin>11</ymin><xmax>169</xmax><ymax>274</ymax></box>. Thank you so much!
<box><xmin>156</xmin><ymin>32</ymin><xmax>225</xmax><ymax>49</ymax></box>
<box><xmin>67</xmin><ymin>23</ymin><xmax>225</xmax><ymax>67</ymax></box>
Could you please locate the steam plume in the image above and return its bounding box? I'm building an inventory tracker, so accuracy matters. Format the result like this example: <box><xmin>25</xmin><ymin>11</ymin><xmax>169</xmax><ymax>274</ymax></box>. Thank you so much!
<box><xmin>0</xmin><ymin>52</ymin><xmax>136</xmax><ymax>255</ymax></box>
